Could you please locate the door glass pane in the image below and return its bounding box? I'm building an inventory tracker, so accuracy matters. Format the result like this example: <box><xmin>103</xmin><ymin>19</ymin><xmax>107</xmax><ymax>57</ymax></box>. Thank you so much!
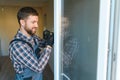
<box><xmin>61</xmin><ymin>0</ymin><xmax>99</xmax><ymax>80</ymax></box>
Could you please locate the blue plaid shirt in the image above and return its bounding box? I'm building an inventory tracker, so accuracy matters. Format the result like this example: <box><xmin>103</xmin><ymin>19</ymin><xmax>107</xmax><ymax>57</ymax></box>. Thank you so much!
<box><xmin>9</xmin><ymin>30</ymin><xmax>52</xmax><ymax>73</ymax></box>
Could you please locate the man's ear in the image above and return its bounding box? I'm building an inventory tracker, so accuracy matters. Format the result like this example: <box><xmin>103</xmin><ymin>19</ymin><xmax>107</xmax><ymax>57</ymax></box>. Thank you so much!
<box><xmin>20</xmin><ymin>19</ymin><xmax>25</xmax><ymax>27</ymax></box>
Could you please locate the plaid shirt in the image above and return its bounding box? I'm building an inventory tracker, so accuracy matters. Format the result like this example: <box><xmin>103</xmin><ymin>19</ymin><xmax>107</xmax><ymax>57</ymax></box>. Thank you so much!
<box><xmin>9</xmin><ymin>30</ymin><xmax>52</xmax><ymax>73</ymax></box>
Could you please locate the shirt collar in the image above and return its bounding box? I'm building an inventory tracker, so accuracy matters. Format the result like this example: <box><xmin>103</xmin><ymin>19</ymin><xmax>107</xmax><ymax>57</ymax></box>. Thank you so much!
<box><xmin>15</xmin><ymin>30</ymin><xmax>33</xmax><ymax>42</ymax></box>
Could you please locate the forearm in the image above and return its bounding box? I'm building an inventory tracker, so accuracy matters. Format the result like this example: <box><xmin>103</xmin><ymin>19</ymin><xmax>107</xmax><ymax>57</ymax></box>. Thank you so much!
<box><xmin>37</xmin><ymin>45</ymin><xmax>52</xmax><ymax>71</ymax></box>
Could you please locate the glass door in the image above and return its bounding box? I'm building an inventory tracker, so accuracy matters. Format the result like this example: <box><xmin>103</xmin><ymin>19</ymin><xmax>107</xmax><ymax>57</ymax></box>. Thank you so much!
<box><xmin>61</xmin><ymin>0</ymin><xmax>99</xmax><ymax>80</ymax></box>
<box><xmin>54</xmin><ymin>0</ymin><xmax>100</xmax><ymax>80</ymax></box>
<box><xmin>54</xmin><ymin>0</ymin><xmax>113</xmax><ymax>80</ymax></box>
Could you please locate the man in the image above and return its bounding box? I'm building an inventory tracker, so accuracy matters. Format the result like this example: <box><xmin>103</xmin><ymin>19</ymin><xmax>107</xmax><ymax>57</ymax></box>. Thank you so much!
<box><xmin>9</xmin><ymin>7</ymin><xmax>53</xmax><ymax>80</ymax></box>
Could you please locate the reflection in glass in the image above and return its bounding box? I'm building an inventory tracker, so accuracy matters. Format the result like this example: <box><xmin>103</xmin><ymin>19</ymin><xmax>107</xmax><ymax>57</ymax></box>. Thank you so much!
<box><xmin>61</xmin><ymin>0</ymin><xmax>99</xmax><ymax>80</ymax></box>
<box><xmin>61</xmin><ymin>17</ymin><xmax>80</xmax><ymax>80</ymax></box>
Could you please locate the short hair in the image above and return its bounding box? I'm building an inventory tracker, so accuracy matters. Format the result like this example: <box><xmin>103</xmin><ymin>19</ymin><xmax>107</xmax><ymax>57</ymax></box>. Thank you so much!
<box><xmin>17</xmin><ymin>7</ymin><xmax>39</xmax><ymax>24</ymax></box>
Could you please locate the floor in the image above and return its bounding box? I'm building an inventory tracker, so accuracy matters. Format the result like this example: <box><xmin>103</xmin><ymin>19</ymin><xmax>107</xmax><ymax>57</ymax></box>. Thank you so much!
<box><xmin>0</xmin><ymin>56</ymin><xmax>54</xmax><ymax>80</ymax></box>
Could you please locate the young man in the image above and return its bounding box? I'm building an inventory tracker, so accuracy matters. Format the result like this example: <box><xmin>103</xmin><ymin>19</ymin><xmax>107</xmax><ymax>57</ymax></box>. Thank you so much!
<box><xmin>9</xmin><ymin>7</ymin><xmax>53</xmax><ymax>80</ymax></box>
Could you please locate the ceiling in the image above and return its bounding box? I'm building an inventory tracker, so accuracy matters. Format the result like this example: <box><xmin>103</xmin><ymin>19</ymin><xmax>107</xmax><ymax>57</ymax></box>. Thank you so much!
<box><xmin>0</xmin><ymin>0</ymin><xmax>48</xmax><ymax>7</ymax></box>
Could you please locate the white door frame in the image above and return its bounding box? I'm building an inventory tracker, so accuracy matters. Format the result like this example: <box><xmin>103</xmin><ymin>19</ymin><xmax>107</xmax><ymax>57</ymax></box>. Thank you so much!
<box><xmin>54</xmin><ymin>0</ymin><xmax>62</xmax><ymax>80</ymax></box>
<box><xmin>97</xmin><ymin>0</ymin><xmax>111</xmax><ymax>80</ymax></box>
<box><xmin>97</xmin><ymin>0</ymin><xmax>120</xmax><ymax>80</ymax></box>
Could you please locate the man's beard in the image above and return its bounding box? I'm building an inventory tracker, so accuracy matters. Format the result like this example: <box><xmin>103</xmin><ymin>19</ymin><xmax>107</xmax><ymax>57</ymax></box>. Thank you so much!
<box><xmin>25</xmin><ymin>27</ymin><xmax>35</xmax><ymax>36</ymax></box>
